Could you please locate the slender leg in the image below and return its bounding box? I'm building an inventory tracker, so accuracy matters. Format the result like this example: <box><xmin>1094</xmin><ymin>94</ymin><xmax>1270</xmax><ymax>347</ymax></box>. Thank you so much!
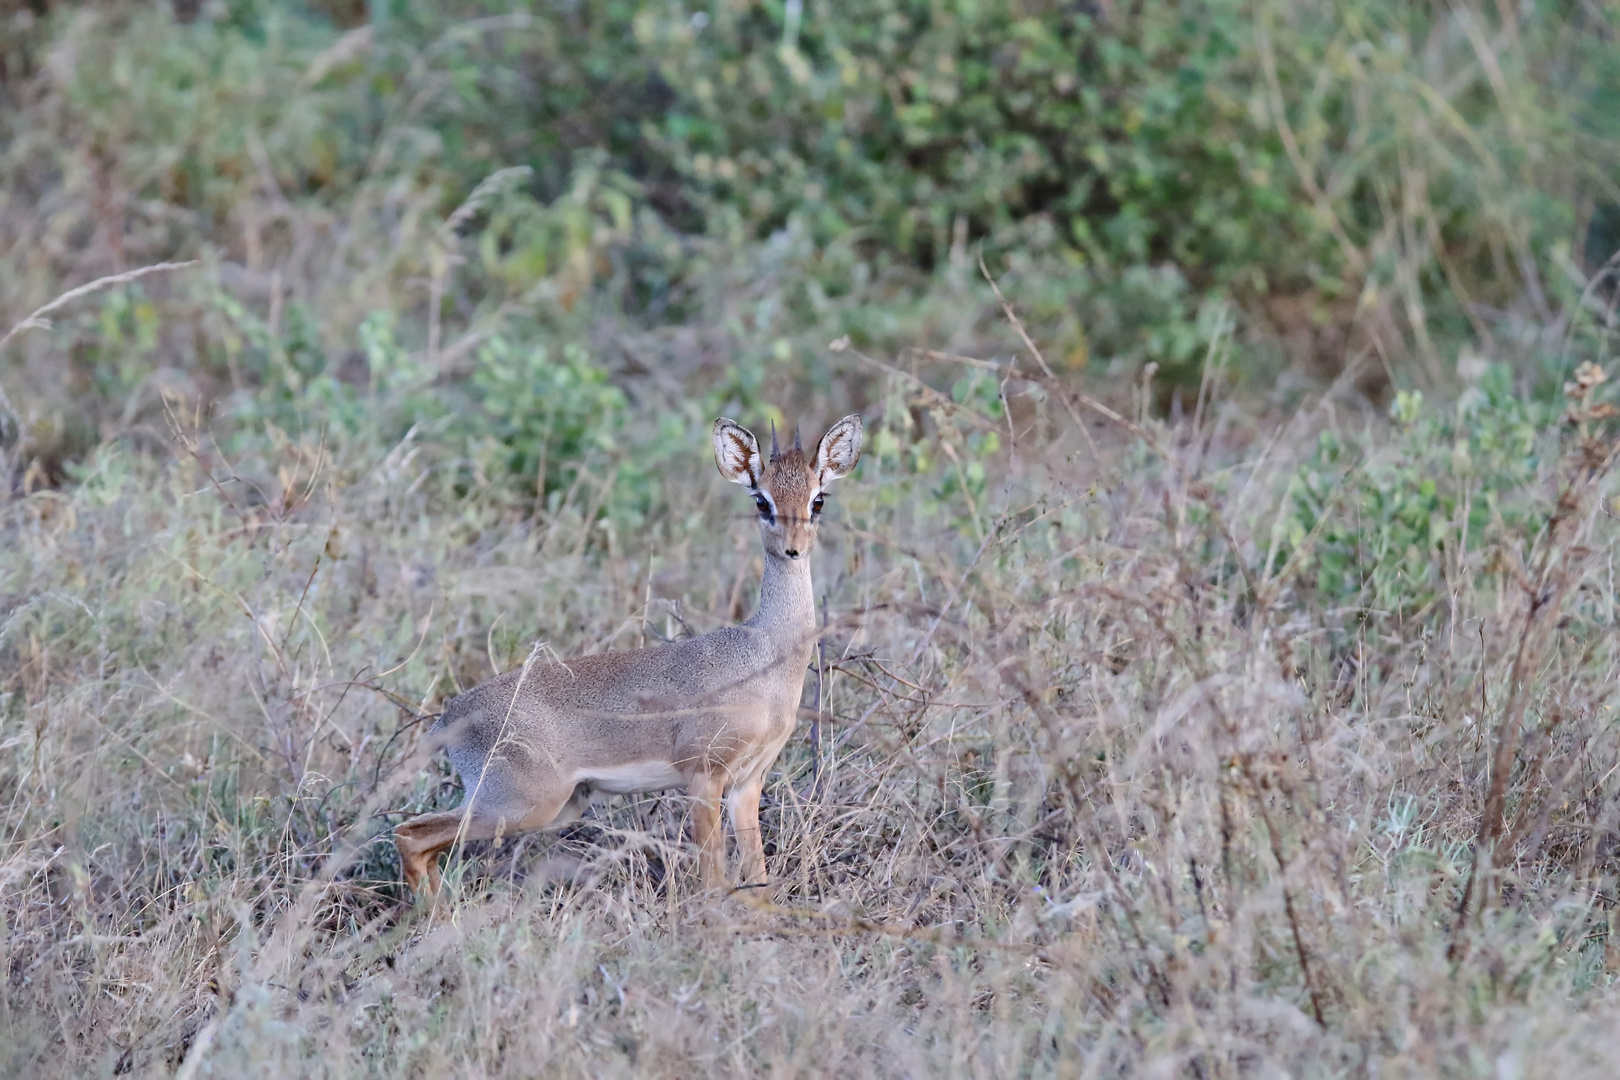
<box><xmin>688</xmin><ymin>772</ymin><xmax>727</xmax><ymax>893</ymax></box>
<box><xmin>394</xmin><ymin>783</ymin><xmax>575</xmax><ymax>899</ymax></box>
<box><xmin>728</xmin><ymin>776</ymin><xmax>768</xmax><ymax>888</ymax></box>
<box><xmin>394</xmin><ymin>810</ymin><xmax>484</xmax><ymax>899</ymax></box>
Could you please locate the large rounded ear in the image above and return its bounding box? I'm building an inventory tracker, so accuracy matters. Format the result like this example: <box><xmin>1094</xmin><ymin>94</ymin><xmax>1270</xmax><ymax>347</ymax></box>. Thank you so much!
<box><xmin>813</xmin><ymin>414</ymin><xmax>863</xmax><ymax>484</ymax></box>
<box><xmin>712</xmin><ymin>418</ymin><xmax>763</xmax><ymax>488</ymax></box>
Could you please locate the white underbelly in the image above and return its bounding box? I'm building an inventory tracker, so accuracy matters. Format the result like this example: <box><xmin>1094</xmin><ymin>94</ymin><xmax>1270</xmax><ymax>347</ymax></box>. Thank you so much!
<box><xmin>575</xmin><ymin>760</ymin><xmax>688</xmax><ymax>795</ymax></box>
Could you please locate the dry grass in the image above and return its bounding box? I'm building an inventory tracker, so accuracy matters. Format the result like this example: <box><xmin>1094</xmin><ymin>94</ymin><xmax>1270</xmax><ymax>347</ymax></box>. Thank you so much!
<box><xmin>5</xmin><ymin>315</ymin><xmax>1620</xmax><ymax>1077</ymax></box>
<box><xmin>5</xmin><ymin>5</ymin><xmax>1620</xmax><ymax>1076</ymax></box>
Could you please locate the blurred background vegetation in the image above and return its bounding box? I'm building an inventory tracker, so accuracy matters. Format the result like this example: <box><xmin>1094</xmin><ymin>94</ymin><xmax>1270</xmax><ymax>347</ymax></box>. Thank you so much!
<box><xmin>2</xmin><ymin>0</ymin><xmax>1618</xmax><ymax>499</ymax></box>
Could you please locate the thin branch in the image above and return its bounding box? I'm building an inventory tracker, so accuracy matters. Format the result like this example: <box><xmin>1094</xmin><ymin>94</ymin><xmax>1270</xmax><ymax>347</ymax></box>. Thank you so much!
<box><xmin>0</xmin><ymin>260</ymin><xmax>201</xmax><ymax>357</ymax></box>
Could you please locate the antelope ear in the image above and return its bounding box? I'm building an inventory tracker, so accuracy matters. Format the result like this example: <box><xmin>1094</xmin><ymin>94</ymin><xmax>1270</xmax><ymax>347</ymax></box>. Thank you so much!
<box><xmin>813</xmin><ymin>414</ymin><xmax>863</xmax><ymax>484</ymax></box>
<box><xmin>712</xmin><ymin>418</ymin><xmax>763</xmax><ymax>488</ymax></box>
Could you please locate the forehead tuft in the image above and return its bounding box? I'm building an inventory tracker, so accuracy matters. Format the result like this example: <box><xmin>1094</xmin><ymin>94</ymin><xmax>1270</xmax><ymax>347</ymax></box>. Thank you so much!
<box><xmin>763</xmin><ymin>448</ymin><xmax>813</xmax><ymax>501</ymax></box>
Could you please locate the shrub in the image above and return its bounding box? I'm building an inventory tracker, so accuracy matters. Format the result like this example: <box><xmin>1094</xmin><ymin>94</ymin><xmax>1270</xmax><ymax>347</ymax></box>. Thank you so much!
<box><xmin>1280</xmin><ymin>364</ymin><xmax>1559</xmax><ymax>621</ymax></box>
<box><xmin>7</xmin><ymin>0</ymin><xmax>1618</xmax><ymax>418</ymax></box>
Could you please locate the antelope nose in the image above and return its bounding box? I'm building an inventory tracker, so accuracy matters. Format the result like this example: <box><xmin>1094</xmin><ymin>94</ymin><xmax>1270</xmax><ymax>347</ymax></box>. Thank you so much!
<box><xmin>784</xmin><ymin>547</ymin><xmax>801</xmax><ymax>558</ymax></box>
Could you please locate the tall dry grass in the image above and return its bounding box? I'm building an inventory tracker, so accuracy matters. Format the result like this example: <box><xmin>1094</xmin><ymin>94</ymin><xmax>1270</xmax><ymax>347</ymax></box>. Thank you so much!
<box><xmin>5</xmin><ymin>305</ymin><xmax>1620</xmax><ymax>1076</ymax></box>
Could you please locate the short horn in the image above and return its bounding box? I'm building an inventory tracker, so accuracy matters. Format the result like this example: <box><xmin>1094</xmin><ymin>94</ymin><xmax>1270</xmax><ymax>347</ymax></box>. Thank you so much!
<box><xmin>770</xmin><ymin>421</ymin><xmax>780</xmax><ymax>461</ymax></box>
<box><xmin>792</xmin><ymin>424</ymin><xmax>802</xmax><ymax>452</ymax></box>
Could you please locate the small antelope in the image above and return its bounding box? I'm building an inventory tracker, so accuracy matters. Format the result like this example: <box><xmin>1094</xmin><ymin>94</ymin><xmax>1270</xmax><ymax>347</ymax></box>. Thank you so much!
<box><xmin>394</xmin><ymin>414</ymin><xmax>863</xmax><ymax>897</ymax></box>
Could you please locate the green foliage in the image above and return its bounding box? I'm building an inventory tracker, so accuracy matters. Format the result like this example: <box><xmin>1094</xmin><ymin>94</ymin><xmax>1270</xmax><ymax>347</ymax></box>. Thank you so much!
<box><xmin>638</xmin><ymin>0</ymin><xmax>1301</xmax><ymax>280</ymax></box>
<box><xmin>464</xmin><ymin>335</ymin><xmax>628</xmax><ymax>501</ymax></box>
<box><xmin>1280</xmin><ymin>364</ymin><xmax>1556</xmax><ymax>617</ymax></box>
<box><xmin>7</xmin><ymin>0</ymin><xmax>1618</xmax><ymax>425</ymax></box>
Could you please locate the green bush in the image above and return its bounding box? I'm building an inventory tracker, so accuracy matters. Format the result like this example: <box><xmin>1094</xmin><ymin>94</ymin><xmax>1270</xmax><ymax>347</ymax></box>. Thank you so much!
<box><xmin>638</xmin><ymin>0</ymin><xmax>1305</xmax><ymax>281</ymax></box>
<box><xmin>1279</xmin><ymin>366</ymin><xmax>1558</xmax><ymax>619</ymax></box>
<box><xmin>465</xmin><ymin>335</ymin><xmax>627</xmax><ymax>498</ymax></box>
<box><xmin>8</xmin><ymin>0</ymin><xmax>1617</xmax><ymax>398</ymax></box>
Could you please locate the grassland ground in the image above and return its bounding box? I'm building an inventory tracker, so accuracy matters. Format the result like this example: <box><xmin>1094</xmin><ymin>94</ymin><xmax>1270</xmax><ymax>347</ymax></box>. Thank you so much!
<box><xmin>6</xmin><ymin>330</ymin><xmax>1620</xmax><ymax>1076</ymax></box>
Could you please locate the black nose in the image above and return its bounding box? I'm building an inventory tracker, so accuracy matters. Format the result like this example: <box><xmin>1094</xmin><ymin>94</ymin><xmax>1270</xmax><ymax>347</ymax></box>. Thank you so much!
<box><xmin>784</xmin><ymin>548</ymin><xmax>800</xmax><ymax>558</ymax></box>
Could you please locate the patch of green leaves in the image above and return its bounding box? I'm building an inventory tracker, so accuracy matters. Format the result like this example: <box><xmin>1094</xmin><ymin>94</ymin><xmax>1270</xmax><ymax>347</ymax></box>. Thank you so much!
<box><xmin>1280</xmin><ymin>365</ymin><xmax>1556</xmax><ymax>619</ymax></box>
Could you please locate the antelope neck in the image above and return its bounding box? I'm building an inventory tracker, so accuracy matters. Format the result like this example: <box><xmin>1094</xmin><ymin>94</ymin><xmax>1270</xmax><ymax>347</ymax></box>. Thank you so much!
<box><xmin>747</xmin><ymin>551</ymin><xmax>816</xmax><ymax>638</ymax></box>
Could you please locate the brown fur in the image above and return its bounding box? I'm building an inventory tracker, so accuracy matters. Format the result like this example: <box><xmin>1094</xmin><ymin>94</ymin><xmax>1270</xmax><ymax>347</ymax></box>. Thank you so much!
<box><xmin>394</xmin><ymin>414</ymin><xmax>863</xmax><ymax>899</ymax></box>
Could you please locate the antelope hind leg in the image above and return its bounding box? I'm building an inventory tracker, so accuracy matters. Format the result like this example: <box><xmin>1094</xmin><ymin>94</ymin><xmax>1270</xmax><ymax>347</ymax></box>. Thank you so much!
<box><xmin>394</xmin><ymin>811</ymin><xmax>472</xmax><ymax>899</ymax></box>
<box><xmin>395</xmin><ymin>782</ymin><xmax>580</xmax><ymax>899</ymax></box>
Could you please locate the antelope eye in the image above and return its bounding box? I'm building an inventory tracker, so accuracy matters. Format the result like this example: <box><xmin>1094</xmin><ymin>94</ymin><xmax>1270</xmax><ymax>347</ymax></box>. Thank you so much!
<box><xmin>753</xmin><ymin>494</ymin><xmax>772</xmax><ymax>517</ymax></box>
<box><xmin>810</xmin><ymin>494</ymin><xmax>825</xmax><ymax>516</ymax></box>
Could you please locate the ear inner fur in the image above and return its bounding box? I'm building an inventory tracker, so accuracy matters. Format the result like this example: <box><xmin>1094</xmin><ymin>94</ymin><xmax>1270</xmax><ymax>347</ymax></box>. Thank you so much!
<box><xmin>813</xmin><ymin>414</ymin><xmax>863</xmax><ymax>485</ymax></box>
<box><xmin>712</xmin><ymin>418</ymin><xmax>762</xmax><ymax>487</ymax></box>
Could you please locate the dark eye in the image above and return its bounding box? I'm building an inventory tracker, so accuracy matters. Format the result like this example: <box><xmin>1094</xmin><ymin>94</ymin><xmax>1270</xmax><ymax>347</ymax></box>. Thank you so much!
<box><xmin>810</xmin><ymin>494</ymin><xmax>825</xmax><ymax>516</ymax></box>
<box><xmin>753</xmin><ymin>494</ymin><xmax>772</xmax><ymax>518</ymax></box>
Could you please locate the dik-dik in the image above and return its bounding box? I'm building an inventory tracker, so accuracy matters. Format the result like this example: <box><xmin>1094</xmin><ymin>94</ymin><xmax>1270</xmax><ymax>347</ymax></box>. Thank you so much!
<box><xmin>394</xmin><ymin>414</ymin><xmax>862</xmax><ymax>897</ymax></box>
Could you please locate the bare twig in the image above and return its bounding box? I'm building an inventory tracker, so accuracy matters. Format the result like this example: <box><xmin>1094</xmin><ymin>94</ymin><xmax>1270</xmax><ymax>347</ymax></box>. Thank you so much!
<box><xmin>0</xmin><ymin>261</ymin><xmax>201</xmax><ymax>451</ymax></box>
<box><xmin>0</xmin><ymin>260</ymin><xmax>201</xmax><ymax>357</ymax></box>
<box><xmin>1451</xmin><ymin>436</ymin><xmax>1620</xmax><ymax>959</ymax></box>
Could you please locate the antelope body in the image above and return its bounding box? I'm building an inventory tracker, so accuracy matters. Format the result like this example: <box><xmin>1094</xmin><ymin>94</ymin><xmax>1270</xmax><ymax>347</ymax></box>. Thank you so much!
<box><xmin>394</xmin><ymin>414</ymin><xmax>863</xmax><ymax>896</ymax></box>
